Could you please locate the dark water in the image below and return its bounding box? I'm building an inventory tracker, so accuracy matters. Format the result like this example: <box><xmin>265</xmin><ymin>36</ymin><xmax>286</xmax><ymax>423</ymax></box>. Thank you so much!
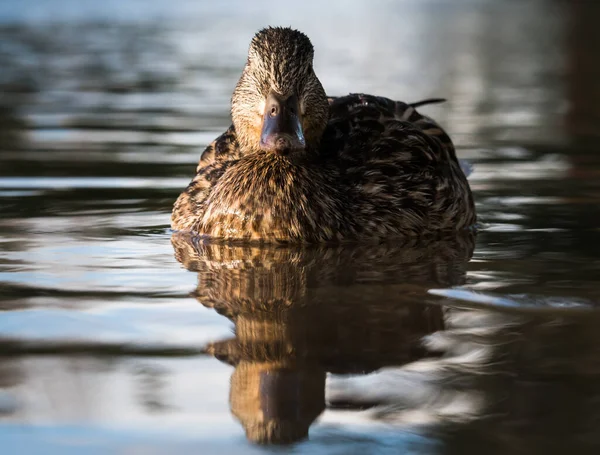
<box><xmin>2</xmin><ymin>1</ymin><xmax>600</xmax><ymax>453</ymax></box>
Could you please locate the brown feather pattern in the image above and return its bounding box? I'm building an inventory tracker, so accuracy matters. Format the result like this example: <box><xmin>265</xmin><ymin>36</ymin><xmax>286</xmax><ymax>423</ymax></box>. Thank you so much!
<box><xmin>171</xmin><ymin>29</ymin><xmax>475</xmax><ymax>242</ymax></box>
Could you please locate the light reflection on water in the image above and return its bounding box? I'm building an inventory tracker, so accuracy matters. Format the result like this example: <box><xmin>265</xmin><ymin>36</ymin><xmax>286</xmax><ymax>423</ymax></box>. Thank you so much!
<box><xmin>1</xmin><ymin>0</ymin><xmax>600</xmax><ymax>453</ymax></box>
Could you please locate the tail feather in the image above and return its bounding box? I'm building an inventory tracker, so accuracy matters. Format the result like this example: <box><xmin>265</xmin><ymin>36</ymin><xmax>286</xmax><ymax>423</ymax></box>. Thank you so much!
<box><xmin>408</xmin><ymin>98</ymin><xmax>447</xmax><ymax>108</ymax></box>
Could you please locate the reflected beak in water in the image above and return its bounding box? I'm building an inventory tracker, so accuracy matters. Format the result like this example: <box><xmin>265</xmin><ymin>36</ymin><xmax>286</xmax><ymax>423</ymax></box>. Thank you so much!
<box><xmin>260</xmin><ymin>90</ymin><xmax>305</xmax><ymax>155</ymax></box>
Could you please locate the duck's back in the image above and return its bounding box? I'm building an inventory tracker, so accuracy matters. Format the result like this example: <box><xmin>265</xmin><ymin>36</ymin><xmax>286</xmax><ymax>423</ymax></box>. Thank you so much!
<box><xmin>319</xmin><ymin>94</ymin><xmax>475</xmax><ymax>235</ymax></box>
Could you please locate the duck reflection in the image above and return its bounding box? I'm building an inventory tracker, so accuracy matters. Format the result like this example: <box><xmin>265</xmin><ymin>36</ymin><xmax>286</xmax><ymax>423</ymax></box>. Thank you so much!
<box><xmin>172</xmin><ymin>233</ymin><xmax>475</xmax><ymax>444</ymax></box>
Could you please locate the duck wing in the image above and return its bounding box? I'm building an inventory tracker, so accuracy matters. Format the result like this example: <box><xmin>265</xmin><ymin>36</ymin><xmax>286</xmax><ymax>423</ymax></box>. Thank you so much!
<box><xmin>172</xmin><ymin>125</ymin><xmax>241</xmax><ymax>230</ymax></box>
<box><xmin>194</xmin><ymin>125</ymin><xmax>240</xmax><ymax>172</ymax></box>
<box><xmin>324</xmin><ymin>93</ymin><xmax>456</xmax><ymax>163</ymax></box>
<box><xmin>320</xmin><ymin>93</ymin><xmax>475</xmax><ymax>233</ymax></box>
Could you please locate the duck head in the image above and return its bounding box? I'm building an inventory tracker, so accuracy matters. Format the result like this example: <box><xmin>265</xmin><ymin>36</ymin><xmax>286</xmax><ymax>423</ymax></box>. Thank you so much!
<box><xmin>231</xmin><ymin>27</ymin><xmax>329</xmax><ymax>157</ymax></box>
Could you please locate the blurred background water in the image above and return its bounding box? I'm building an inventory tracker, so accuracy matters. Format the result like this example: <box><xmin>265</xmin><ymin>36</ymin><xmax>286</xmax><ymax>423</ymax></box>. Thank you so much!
<box><xmin>1</xmin><ymin>0</ymin><xmax>600</xmax><ymax>453</ymax></box>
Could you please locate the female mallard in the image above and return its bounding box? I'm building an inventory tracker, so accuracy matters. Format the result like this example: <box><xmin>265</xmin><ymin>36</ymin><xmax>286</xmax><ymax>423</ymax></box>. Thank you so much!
<box><xmin>172</xmin><ymin>27</ymin><xmax>475</xmax><ymax>242</ymax></box>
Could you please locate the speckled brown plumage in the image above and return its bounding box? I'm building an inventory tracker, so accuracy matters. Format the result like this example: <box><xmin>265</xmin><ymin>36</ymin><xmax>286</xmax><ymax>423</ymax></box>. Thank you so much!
<box><xmin>171</xmin><ymin>27</ymin><xmax>476</xmax><ymax>242</ymax></box>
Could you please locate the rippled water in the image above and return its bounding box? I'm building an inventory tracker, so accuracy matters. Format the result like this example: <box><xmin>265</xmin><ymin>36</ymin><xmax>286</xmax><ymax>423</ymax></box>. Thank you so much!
<box><xmin>2</xmin><ymin>1</ymin><xmax>600</xmax><ymax>453</ymax></box>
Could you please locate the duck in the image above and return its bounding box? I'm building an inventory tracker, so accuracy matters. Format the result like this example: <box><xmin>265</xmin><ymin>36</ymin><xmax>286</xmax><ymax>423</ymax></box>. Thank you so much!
<box><xmin>171</xmin><ymin>27</ymin><xmax>476</xmax><ymax>242</ymax></box>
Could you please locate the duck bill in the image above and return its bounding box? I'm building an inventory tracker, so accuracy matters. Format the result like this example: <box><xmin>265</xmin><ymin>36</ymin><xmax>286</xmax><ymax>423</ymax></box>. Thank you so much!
<box><xmin>260</xmin><ymin>91</ymin><xmax>305</xmax><ymax>155</ymax></box>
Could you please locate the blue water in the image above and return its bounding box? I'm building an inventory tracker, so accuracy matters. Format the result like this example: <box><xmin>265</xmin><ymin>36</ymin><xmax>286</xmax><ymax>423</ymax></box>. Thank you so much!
<box><xmin>1</xmin><ymin>1</ymin><xmax>600</xmax><ymax>453</ymax></box>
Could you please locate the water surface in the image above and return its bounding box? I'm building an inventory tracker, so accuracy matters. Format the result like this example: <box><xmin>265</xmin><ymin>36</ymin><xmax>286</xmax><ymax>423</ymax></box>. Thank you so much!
<box><xmin>1</xmin><ymin>1</ymin><xmax>600</xmax><ymax>453</ymax></box>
